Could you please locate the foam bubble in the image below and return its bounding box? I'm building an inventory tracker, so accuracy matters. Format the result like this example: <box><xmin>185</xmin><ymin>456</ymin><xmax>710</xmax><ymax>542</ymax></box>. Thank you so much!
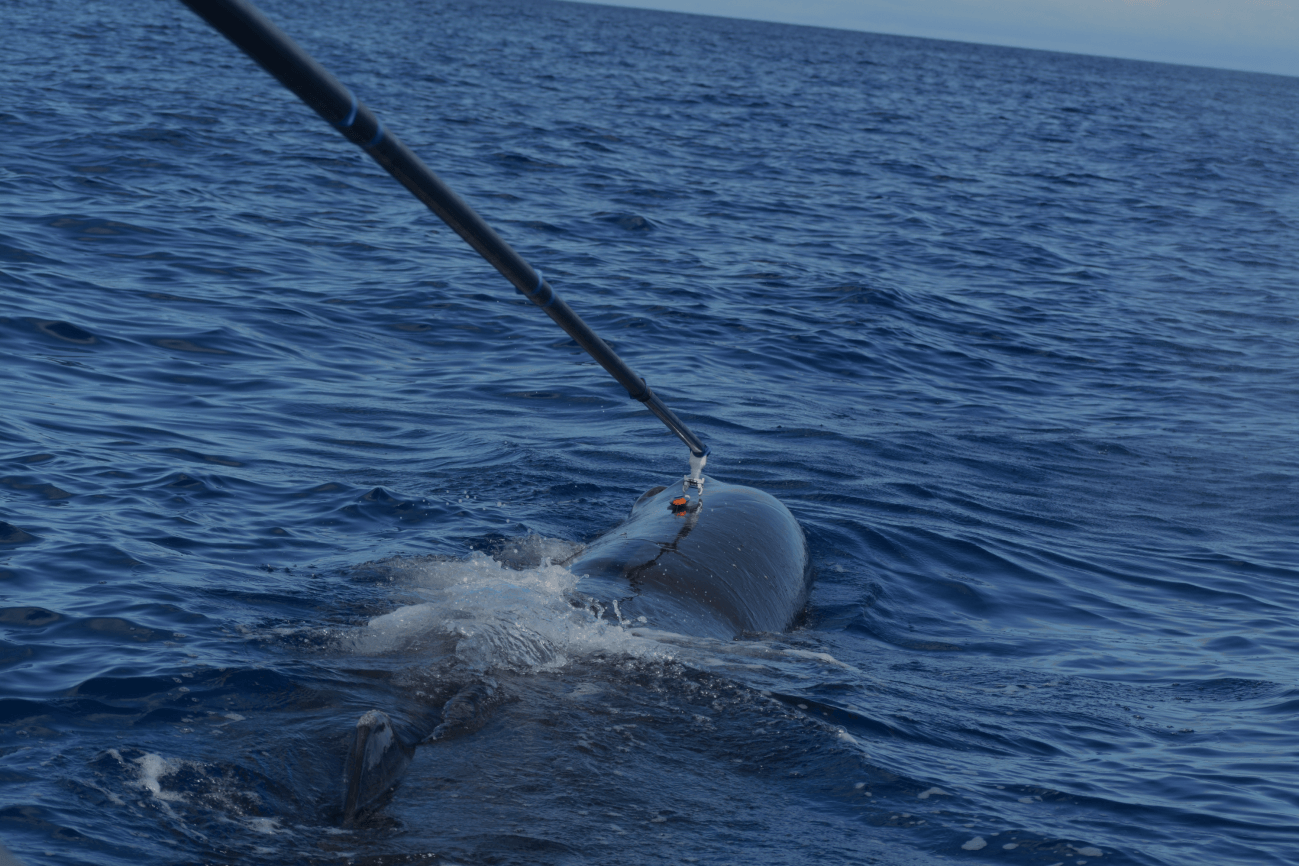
<box><xmin>344</xmin><ymin>541</ymin><xmax>859</xmax><ymax>684</ymax></box>
<box><xmin>134</xmin><ymin>753</ymin><xmax>184</xmax><ymax>802</ymax></box>
<box><xmin>246</xmin><ymin>817</ymin><xmax>282</xmax><ymax>835</ymax></box>
<box><xmin>345</xmin><ymin>549</ymin><xmax>676</xmax><ymax>673</ymax></box>
<box><xmin>782</xmin><ymin>648</ymin><xmax>859</xmax><ymax>671</ymax></box>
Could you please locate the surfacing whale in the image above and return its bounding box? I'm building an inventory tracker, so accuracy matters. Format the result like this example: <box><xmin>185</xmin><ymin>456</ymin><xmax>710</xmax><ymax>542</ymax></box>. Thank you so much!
<box><xmin>341</xmin><ymin>478</ymin><xmax>809</xmax><ymax>823</ymax></box>
<box><xmin>563</xmin><ymin>479</ymin><xmax>809</xmax><ymax>640</ymax></box>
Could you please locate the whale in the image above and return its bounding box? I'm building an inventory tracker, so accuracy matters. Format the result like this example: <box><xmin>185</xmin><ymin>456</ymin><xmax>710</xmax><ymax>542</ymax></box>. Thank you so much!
<box><xmin>562</xmin><ymin>479</ymin><xmax>810</xmax><ymax>641</ymax></box>
<box><xmin>341</xmin><ymin>478</ymin><xmax>810</xmax><ymax>823</ymax></box>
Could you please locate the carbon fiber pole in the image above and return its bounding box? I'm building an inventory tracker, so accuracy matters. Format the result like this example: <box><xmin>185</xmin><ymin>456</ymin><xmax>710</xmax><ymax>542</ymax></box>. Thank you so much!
<box><xmin>177</xmin><ymin>0</ymin><xmax>709</xmax><ymax>459</ymax></box>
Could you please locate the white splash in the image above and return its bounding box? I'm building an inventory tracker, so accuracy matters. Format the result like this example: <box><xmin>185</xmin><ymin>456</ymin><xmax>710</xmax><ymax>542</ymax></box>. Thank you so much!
<box><xmin>346</xmin><ymin>549</ymin><xmax>676</xmax><ymax>673</ymax></box>
<box><xmin>133</xmin><ymin>753</ymin><xmax>185</xmax><ymax>802</ymax></box>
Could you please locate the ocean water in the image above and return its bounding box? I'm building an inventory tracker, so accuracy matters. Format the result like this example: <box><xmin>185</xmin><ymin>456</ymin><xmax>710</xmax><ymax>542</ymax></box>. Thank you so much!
<box><xmin>2</xmin><ymin>0</ymin><xmax>1298</xmax><ymax>863</ymax></box>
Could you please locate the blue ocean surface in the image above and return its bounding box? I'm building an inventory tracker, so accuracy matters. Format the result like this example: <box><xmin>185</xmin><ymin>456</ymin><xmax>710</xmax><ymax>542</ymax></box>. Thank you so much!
<box><xmin>2</xmin><ymin>0</ymin><xmax>1298</xmax><ymax>863</ymax></box>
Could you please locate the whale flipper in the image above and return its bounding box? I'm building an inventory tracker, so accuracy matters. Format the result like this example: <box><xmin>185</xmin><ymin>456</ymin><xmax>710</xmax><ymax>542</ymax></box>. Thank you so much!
<box><xmin>342</xmin><ymin>709</ymin><xmax>413</xmax><ymax>825</ymax></box>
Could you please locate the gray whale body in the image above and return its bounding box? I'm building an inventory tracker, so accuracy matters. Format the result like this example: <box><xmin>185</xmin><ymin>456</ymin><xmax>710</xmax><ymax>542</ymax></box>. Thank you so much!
<box><xmin>341</xmin><ymin>479</ymin><xmax>809</xmax><ymax>823</ymax></box>
<box><xmin>564</xmin><ymin>480</ymin><xmax>810</xmax><ymax>640</ymax></box>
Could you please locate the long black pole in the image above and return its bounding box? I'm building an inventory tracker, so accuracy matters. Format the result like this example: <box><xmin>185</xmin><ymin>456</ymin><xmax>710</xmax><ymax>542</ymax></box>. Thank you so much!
<box><xmin>177</xmin><ymin>0</ymin><xmax>709</xmax><ymax>460</ymax></box>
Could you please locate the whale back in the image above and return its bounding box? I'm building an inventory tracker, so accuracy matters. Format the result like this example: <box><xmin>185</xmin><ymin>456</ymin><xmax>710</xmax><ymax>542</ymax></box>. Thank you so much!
<box><xmin>338</xmin><ymin>481</ymin><xmax>810</xmax><ymax>821</ymax></box>
<box><xmin>566</xmin><ymin>481</ymin><xmax>810</xmax><ymax>640</ymax></box>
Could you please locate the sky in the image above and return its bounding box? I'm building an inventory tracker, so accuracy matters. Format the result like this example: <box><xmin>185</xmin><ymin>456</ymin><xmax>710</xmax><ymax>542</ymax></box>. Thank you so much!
<box><xmin>579</xmin><ymin>0</ymin><xmax>1299</xmax><ymax>77</ymax></box>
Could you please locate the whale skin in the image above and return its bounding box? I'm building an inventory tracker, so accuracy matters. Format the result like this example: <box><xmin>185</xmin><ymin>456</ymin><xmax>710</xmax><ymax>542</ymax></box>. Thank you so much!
<box><xmin>564</xmin><ymin>479</ymin><xmax>810</xmax><ymax>640</ymax></box>
<box><xmin>341</xmin><ymin>478</ymin><xmax>810</xmax><ymax>823</ymax></box>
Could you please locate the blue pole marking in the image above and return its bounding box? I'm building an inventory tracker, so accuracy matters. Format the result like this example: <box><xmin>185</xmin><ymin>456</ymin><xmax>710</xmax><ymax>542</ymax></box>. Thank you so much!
<box><xmin>363</xmin><ymin>124</ymin><xmax>385</xmax><ymax>149</ymax></box>
<box><xmin>519</xmin><ymin>270</ymin><xmax>556</xmax><ymax>307</ymax></box>
<box><xmin>538</xmin><ymin>275</ymin><xmax>556</xmax><ymax>307</ymax></box>
<box><xmin>536</xmin><ymin>271</ymin><xmax>556</xmax><ymax>308</ymax></box>
<box><xmin>332</xmin><ymin>91</ymin><xmax>358</xmax><ymax>130</ymax></box>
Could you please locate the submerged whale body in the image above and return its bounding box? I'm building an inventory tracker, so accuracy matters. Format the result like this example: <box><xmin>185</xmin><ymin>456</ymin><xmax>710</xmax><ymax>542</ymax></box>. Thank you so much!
<box><xmin>341</xmin><ymin>478</ymin><xmax>809</xmax><ymax>823</ymax></box>
<box><xmin>564</xmin><ymin>479</ymin><xmax>810</xmax><ymax>640</ymax></box>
